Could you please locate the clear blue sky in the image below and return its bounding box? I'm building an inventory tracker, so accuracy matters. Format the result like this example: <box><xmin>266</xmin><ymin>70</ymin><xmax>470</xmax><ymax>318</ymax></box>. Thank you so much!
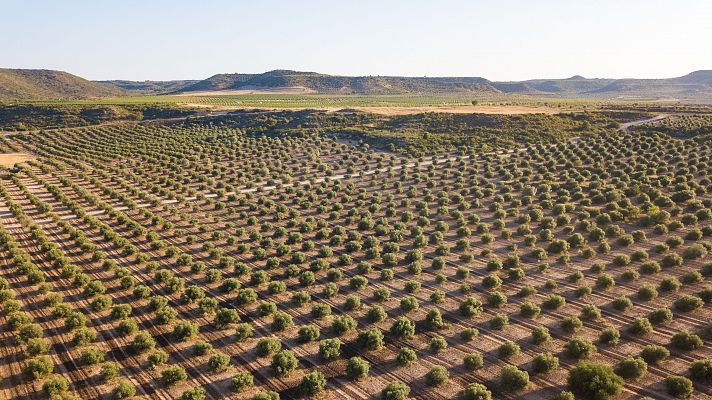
<box><xmin>2</xmin><ymin>0</ymin><xmax>710</xmax><ymax>81</ymax></box>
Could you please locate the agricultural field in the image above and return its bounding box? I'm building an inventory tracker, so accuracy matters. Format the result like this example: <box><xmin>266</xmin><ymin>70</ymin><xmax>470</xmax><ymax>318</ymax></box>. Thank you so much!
<box><xmin>0</xmin><ymin>110</ymin><xmax>709</xmax><ymax>400</ymax></box>
<box><xmin>13</xmin><ymin>94</ymin><xmax>603</xmax><ymax>115</ymax></box>
<box><xmin>632</xmin><ymin>114</ymin><xmax>712</xmax><ymax>138</ymax></box>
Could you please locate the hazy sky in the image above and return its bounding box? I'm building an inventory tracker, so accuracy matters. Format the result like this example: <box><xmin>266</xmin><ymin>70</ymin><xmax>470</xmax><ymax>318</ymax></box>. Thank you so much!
<box><xmin>2</xmin><ymin>0</ymin><xmax>710</xmax><ymax>81</ymax></box>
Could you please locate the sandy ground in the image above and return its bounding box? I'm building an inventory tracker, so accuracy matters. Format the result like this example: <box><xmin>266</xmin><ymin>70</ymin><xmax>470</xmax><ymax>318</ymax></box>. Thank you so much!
<box><xmin>182</xmin><ymin>104</ymin><xmax>570</xmax><ymax>115</ymax></box>
<box><xmin>0</xmin><ymin>153</ymin><xmax>34</xmax><ymax>167</ymax></box>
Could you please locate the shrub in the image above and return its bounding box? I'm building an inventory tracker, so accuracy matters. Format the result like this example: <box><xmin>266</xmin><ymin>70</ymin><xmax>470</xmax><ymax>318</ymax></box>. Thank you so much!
<box><xmin>664</xmin><ymin>376</ymin><xmax>693</xmax><ymax>398</ymax></box>
<box><xmin>580</xmin><ymin>304</ymin><xmax>601</xmax><ymax>321</ymax></box>
<box><xmin>596</xmin><ymin>274</ymin><xmax>615</xmax><ymax>289</ymax></box>
<box><xmin>161</xmin><ymin>366</ymin><xmax>188</xmax><ymax>386</ymax></box>
<box><xmin>699</xmin><ymin>287</ymin><xmax>712</xmax><ymax>303</ymax></box>
<box><xmin>561</xmin><ymin>316</ymin><xmax>582</xmax><ymax>333</ymax></box>
<box><xmin>332</xmin><ymin>315</ymin><xmax>357</xmax><ymax>335</ymax></box>
<box><xmin>640</xmin><ymin>261</ymin><xmax>661</xmax><ymax>274</ymax></box>
<box><xmin>681</xmin><ymin>271</ymin><xmax>704</xmax><ymax>285</ymax></box>
<box><xmin>461</xmin><ymin>383</ymin><xmax>492</xmax><ymax>400</ymax></box>
<box><xmin>637</xmin><ymin>285</ymin><xmax>658</xmax><ymax>301</ymax></box>
<box><xmin>628</xmin><ymin>317</ymin><xmax>653</xmax><ymax>335</ymax></box>
<box><xmin>235</xmin><ymin>323</ymin><xmax>254</xmax><ymax>342</ymax></box>
<box><xmin>390</xmin><ymin>317</ymin><xmax>415</xmax><ymax>340</ymax></box>
<box><xmin>311</xmin><ymin>303</ymin><xmax>331</xmax><ymax>319</ymax></box>
<box><xmin>176</xmin><ymin>386</ymin><xmax>205</xmax><ymax>400</ymax></box>
<box><xmin>367</xmin><ymin>305</ymin><xmax>387</xmax><ymax>323</ymax></box>
<box><xmin>252</xmin><ymin>391</ymin><xmax>280</xmax><ymax>400</ymax></box>
<box><xmin>490</xmin><ymin>313</ymin><xmax>509</xmax><ymax>329</ymax></box>
<box><xmin>612</xmin><ymin>296</ymin><xmax>633</xmax><ymax>310</ymax></box>
<box><xmin>99</xmin><ymin>362</ymin><xmax>120</xmax><ymax>382</ymax></box>
<box><xmin>463</xmin><ymin>352</ymin><xmax>484</xmax><ymax>370</ymax></box>
<box><xmin>551</xmin><ymin>391</ymin><xmax>575</xmax><ymax>400</ymax></box>
<box><xmin>670</xmin><ymin>330</ymin><xmax>703</xmax><ymax>351</ymax></box>
<box><xmin>42</xmin><ymin>375</ymin><xmax>69</xmax><ymax>396</ymax></box>
<box><xmin>214</xmin><ymin>307</ymin><xmax>239</xmax><ymax>329</ymax></box>
<box><xmin>17</xmin><ymin>323</ymin><xmax>42</xmax><ymax>343</ymax></box>
<box><xmin>319</xmin><ymin>338</ymin><xmax>341</xmax><ymax>360</ymax></box>
<box><xmin>271</xmin><ymin>350</ymin><xmax>298</xmax><ymax>377</ymax></box>
<box><xmin>674</xmin><ymin>295</ymin><xmax>704</xmax><ymax>312</ymax></box>
<box><xmin>532</xmin><ymin>352</ymin><xmax>559</xmax><ymax>374</ymax></box>
<box><xmin>567</xmin><ymin>362</ymin><xmax>623</xmax><ymax>400</ymax></box>
<box><xmin>648</xmin><ymin>307</ymin><xmax>673</xmax><ymax>324</ymax></box>
<box><xmin>615</xmin><ymin>357</ymin><xmax>647</xmax><ymax>380</ymax></box>
<box><xmin>399</xmin><ymin>296</ymin><xmax>419</xmax><ymax>312</ymax></box>
<box><xmin>396</xmin><ymin>347</ymin><xmax>417</xmax><ymax>365</ymax></box>
<box><xmin>425</xmin><ymin>308</ymin><xmax>445</xmax><ymax>329</ymax></box>
<box><xmin>482</xmin><ymin>274</ymin><xmax>502</xmax><ymax>289</ymax></box>
<box><xmin>575</xmin><ymin>285</ymin><xmax>593</xmax><ymax>297</ymax></box>
<box><xmin>660</xmin><ymin>277</ymin><xmax>682</xmax><ymax>292</ymax></box>
<box><xmin>81</xmin><ymin>346</ymin><xmax>105</xmax><ymax>365</ymax></box>
<box><xmin>500</xmin><ymin>365</ymin><xmax>529</xmax><ymax>391</ymax></box>
<box><xmin>208</xmin><ymin>352</ymin><xmax>231</xmax><ymax>373</ymax></box>
<box><xmin>542</xmin><ymin>294</ymin><xmax>565</xmax><ymax>310</ymax></box>
<box><xmin>498</xmin><ymin>340</ymin><xmax>520</xmax><ymax>358</ymax></box>
<box><xmin>487</xmin><ymin>291</ymin><xmax>507</xmax><ymax>307</ymax></box>
<box><xmin>173</xmin><ymin>321</ymin><xmax>199</xmax><ymax>341</ymax></box>
<box><xmin>298</xmin><ymin>325</ymin><xmax>321</xmax><ymax>343</ymax></box>
<box><xmin>230</xmin><ymin>371</ymin><xmax>254</xmax><ymax>392</ymax></box>
<box><xmin>24</xmin><ymin>337</ymin><xmax>50</xmax><ymax>358</ymax></box>
<box><xmin>689</xmin><ymin>359</ymin><xmax>712</xmax><ymax>383</ymax></box>
<box><xmin>256</xmin><ymin>337</ymin><xmax>282</xmax><ymax>357</ymax></box>
<box><xmin>532</xmin><ymin>326</ymin><xmax>551</xmax><ymax>344</ymax></box>
<box><xmin>455</xmin><ymin>327</ymin><xmax>476</xmax><ymax>342</ymax></box>
<box><xmin>683</xmin><ymin>244</ymin><xmax>707</xmax><ymax>259</ymax></box>
<box><xmin>116</xmin><ymin>319</ymin><xmax>138</xmax><ymax>336</ymax></box>
<box><xmin>346</xmin><ymin>356</ymin><xmax>370</xmax><ymax>380</ymax></box>
<box><xmin>459</xmin><ymin>296</ymin><xmax>483</xmax><ymax>317</ymax></box>
<box><xmin>111</xmin><ymin>379</ymin><xmax>136</xmax><ymax>400</ymax></box>
<box><xmin>641</xmin><ymin>345</ymin><xmax>669</xmax><ymax>364</ymax></box>
<box><xmin>381</xmin><ymin>381</ymin><xmax>410</xmax><ymax>400</ymax></box>
<box><xmin>430</xmin><ymin>335</ymin><xmax>447</xmax><ymax>353</ymax></box>
<box><xmin>300</xmin><ymin>370</ymin><xmax>326</xmax><ymax>396</ymax></box>
<box><xmin>147</xmin><ymin>350</ymin><xmax>169</xmax><ymax>368</ymax></box>
<box><xmin>599</xmin><ymin>327</ymin><xmax>620</xmax><ymax>346</ymax></box>
<box><xmin>425</xmin><ymin>365</ymin><xmax>449</xmax><ymax>386</ymax></box>
<box><xmin>271</xmin><ymin>312</ymin><xmax>294</xmax><ymax>332</ymax></box>
<box><xmin>520</xmin><ymin>301</ymin><xmax>540</xmax><ymax>318</ymax></box>
<box><xmin>565</xmin><ymin>337</ymin><xmax>596</xmax><ymax>359</ymax></box>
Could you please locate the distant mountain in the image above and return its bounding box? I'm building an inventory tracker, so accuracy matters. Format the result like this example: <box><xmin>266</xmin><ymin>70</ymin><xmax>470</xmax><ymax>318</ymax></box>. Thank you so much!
<box><xmin>100</xmin><ymin>80</ymin><xmax>199</xmax><ymax>95</ymax></box>
<box><xmin>0</xmin><ymin>69</ymin><xmax>124</xmax><ymax>100</ymax></box>
<box><xmin>1</xmin><ymin>67</ymin><xmax>711</xmax><ymax>101</ymax></box>
<box><xmin>520</xmin><ymin>77</ymin><xmax>615</xmax><ymax>95</ymax></box>
<box><xmin>178</xmin><ymin>70</ymin><xmax>497</xmax><ymax>95</ymax></box>
<box><xmin>173</xmin><ymin>69</ymin><xmax>712</xmax><ymax>100</ymax></box>
<box><xmin>672</xmin><ymin>70</ymin><xmax>712</xmax><ymax>86</ymax></box>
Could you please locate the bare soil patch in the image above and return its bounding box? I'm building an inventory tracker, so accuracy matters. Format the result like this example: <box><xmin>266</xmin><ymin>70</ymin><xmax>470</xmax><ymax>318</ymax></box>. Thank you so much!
<box><xmin>0</xmin><ymin>152</ymin><xmax>34</xmax><ymax>167</ymax></box>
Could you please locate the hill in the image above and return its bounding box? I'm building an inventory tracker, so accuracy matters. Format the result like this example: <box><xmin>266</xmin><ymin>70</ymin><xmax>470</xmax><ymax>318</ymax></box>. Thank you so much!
<box><xmin>2</xmin><ymin>68</ymin><xmax>711</xmax><ymax>101</ymax></box>
<box><xmin>173</xmin><ymin>69</ymin><xmax>712</xmax><ymax>101</ymax></box>
<box><xmin>0</xmin><ymin>69</ymin><xmax>125</xmax><ymax>100</ymax></box>
<box><xmin>178</xmin><ymin>70</ymin><xmax>498</xmax><ymax>95</ymax></box>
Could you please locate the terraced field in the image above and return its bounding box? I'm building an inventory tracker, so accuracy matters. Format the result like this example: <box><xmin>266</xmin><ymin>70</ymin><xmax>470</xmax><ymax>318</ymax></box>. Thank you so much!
<box><xmin>0</xmin><ymin>120</ymin><xmax>710</xmax><ymax>400</ymax></box>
